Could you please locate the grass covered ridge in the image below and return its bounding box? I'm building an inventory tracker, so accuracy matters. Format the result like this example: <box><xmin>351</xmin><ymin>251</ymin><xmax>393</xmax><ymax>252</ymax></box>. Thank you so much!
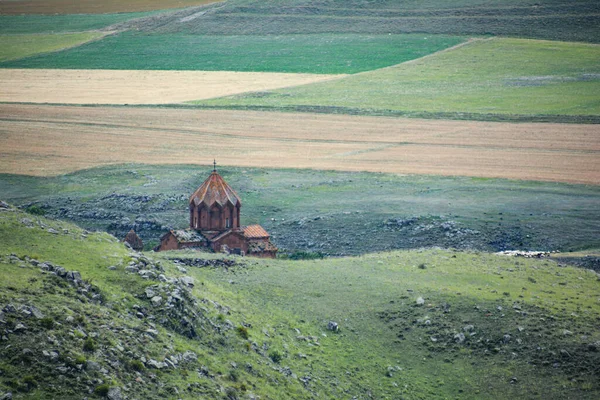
<box><xmin>0</xmin><ymin>33</ymin><xmax>465</xmax><ymax>74</ymax></box>
<box><xmin>1</xmin><ymin>205</ymin><xmax>599</xmax><ymax>399</ymax></box>
<box><xmin>196</xmin><ymin>38</ymin><xmax>600</xmax><ymax>117</ymax></box>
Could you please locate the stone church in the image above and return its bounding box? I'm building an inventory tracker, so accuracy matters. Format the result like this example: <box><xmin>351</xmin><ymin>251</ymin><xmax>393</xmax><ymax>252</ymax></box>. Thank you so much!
<box><xmin>157</xmin><ymin>165</ymin><xmax>277</xmax><ymax>258</ymax></box>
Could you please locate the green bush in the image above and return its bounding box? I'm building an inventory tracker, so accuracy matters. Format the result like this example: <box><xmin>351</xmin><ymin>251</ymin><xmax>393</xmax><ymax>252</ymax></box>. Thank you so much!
<box><xmin>94</xmin><ymin>384</ymin><xmax>110</xmax><ymax>396</ymax></box>
<box><xmin>40</xmin><ymin>317</ymin><xmax>54</xmax><ymax>329</ymax></box>
<box><xmin>83</xmin><ymin>338</ymin><xmax>97</xmax><ymax>352</ymax></box>
<box><xmin>287</xmin><ymin>251</ymin><xmax>325</xmax><ymax>260</ymax></box>
<box><xmin>269</xmin><ymin>350</ymin><xmax>283</xmax><ymax>364</ymax></box>
<box><xmin>25</xmin><ymin>205</ymin><xmax>46</xmax><ymax>216</ymax></box>
<box><xmin>22</xmin><ymin>375</ymin><xmax>37</xmax><ymax>389</ymax></box>
<box><xmin>236</xmin><ymin>326</ymin><xmax>249</xmax><ymax>340</ymax></box>
<box><xmin>127</xmin><ymin>359</ymin><xmax>145</xmax><ymax>372</ymax></box>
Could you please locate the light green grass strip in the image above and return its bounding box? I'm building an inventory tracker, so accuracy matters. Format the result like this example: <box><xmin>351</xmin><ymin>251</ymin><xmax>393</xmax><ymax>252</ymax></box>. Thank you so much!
<box><xmin>0</xmin><ymin>32</ymin><xmax>103</xmax><ymax>62</ymax></box>
<box><xmin>196</xmin><ymin>38</ymin><xmax>600</xmax><ymax>116</ymax></box>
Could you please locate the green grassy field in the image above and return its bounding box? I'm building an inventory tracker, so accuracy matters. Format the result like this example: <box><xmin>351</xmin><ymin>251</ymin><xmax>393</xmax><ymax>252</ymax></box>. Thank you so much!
<box><xmin>0</xmin><ymin>33</ymin><xmax>103</xmax><ymax>62</ymax></box>
<box><xmin>0</xmin><ymin>12</ymin><xmax>159</xmax><ymax>35</ymax></box>
<box><xmin>121</xmin><ymin>0</ymin><xmax>600</xmax><ymax>43</ymax></box>
<box><xmin>195</xmin><ymin>38</ymin><xmax>600</xmax><ymax>117</ymax></box>
<box><xmin>0</xmin><ymin>32</ymin><xmax>465</xmax><ymax>74</ymax></box>
<box><xmin>1</xmin><ymin>205</ymin><xmax>599</xmax><ymax>399</ymax></box>
<box><xmin>2</xmin><ymin>164</ymin><xmax>599</xmax><ymax>255</ymax></box>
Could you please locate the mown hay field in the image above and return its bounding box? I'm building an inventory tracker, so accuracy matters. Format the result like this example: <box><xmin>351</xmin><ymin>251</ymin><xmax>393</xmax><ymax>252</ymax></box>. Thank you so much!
<box><xmin>197</xmin><ymin>38</ymin><xmax>600</xmax><ymax>118</ymax></box>
<box><xmin>1</xmin><ymin>104</ymin><xmax>598</xmax><ymax>185</ymax></box>
<box><xmin>0</xmin><ymin>0</ymin><xmax>220</xmax><ymax>15</ymax></box>
<box><xmin>0</xmin><ymin>33</ymin><xmax>104</xmax><ymax>62</ymax></box>
<box><xmin>0</xmin><ymin>69</ymin><xmax>344</xmax><ymax>104</ymax></box>
<box><xmin>0</xmin><ymin>33</ymin><xmax>465</xmax><ymax>74</ymax></box>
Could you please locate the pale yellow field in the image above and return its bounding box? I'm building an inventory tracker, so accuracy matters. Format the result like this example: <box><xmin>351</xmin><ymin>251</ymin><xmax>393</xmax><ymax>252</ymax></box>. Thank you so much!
<box><xmin>0</xmin><ymin>69</ymin><xmax>345</xmax><ymax>105</ymax></box>
<box><xmin>1</xmin><ymin>104</ymin><xmax>598</xmax><ymax>184</ymax></box>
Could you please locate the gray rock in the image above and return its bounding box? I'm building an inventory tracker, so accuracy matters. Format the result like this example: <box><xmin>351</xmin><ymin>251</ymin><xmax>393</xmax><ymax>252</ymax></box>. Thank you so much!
<box><xmin>151</xmin><ymin>296</ymin><xmax>163</xmax><ymax>307</ymax></box>
<box><xmin>145</xmin><ymin>329</ymin><xmax>159</xmax><ymax>337</ymax></box>
<box><xmin>47</xmin><ymin>228</ymin><xmax>59</xmax><ymax>235</ymax></box>
<box><xmin>14</xmin><ymin>323</ymin><xmax>27</xmax><ymax>332</ymax></box>
<box><xmin>125</xmin><ymin>265</ymin><xmax>139</xmax><ymax>273</ymax></box>
<box><xmin>416</xmin><ymin>297</ymin><xmax>425</xmax><ymax>306</ymax></box>
<box><xmin>158</xmin><ymin>274</ymin><xmax>168</xmax><ymax>282</ymax></box>
<box><xmin>145</xmin><ymin>287</ymin><xmax>156</xmax><ymax>299</ymax></box>
<box><xmin>182</xmin><ymin>351</ymin><xmax>197</xmax><ymax>363</ymax></box>
<box><xmin>138</xmin><ymin>270</ymin><xmax>157</xmax><ymax>280</ymax></box>
<box><xmin>66</xmin><ymin>271</ymin><xmax>82</xmax><ymax>281</ymax></box>
<box><xmin>327</xmin><ymin>321</ymin><xmax>339</xmax><ymax>332</ymax></box>
<box><xmin>107</xmin><ymin>387</ymin><xmax>123</xmax><ymax>400</ymax></box>
<box><xmin>147</xmin><ymin>359</ymin><xmax>167</xmax><ymax>369</ymax></box>
<box><xmin>463</xmin><ymin>325</ymin><xmax>475</xmax><ymax>332</ymax></box>
<box><xmin>176</xmin><ymin>266</ymin><xmax>188</xmax><ymax>274</ymax></box>
<box><xmin>55</xmin><ymin>267</ymin><xmax>67</xmax><ymax>277</ymax></box>
<box><xmin>503</xmin><ymin>334</ymin><xmax>511</xmax><ymax>344</ymax></box>
<box><xmin>180</xmin><ymin>276</ymin><xmax>194</xmax><ymax>287</ymax></box>
<box><xmin>0</xmin><ymin>392</ymin><xmax>12</xmax><ymax>400</ymax></box>
<box><xmin>86</xmin><ymin>361</ymin><xmax>101</xmax><ymax>371</ymax></box>
<box><xmin>65</xmin><ymin>316</ymin><xmax>74</xmax><ymax>323</ymax></box>
<box><xmin>4</xmin><ymin>304</ymin><xmax>17</xmax><ymax>313</ymax></box>
<box><xmin>29</xmin><ymin>306</ymin><xmax>44</xmax><ymax>319</ymax></box>
<box><xmin>107</xmin><ymin>266</ymin><xmax>117</xmax><ymax>270</ymax></box>
<box><xmin>454</xmin><ymin>332</ymin><xmax>466</xmax><ymax>344</ymax></box>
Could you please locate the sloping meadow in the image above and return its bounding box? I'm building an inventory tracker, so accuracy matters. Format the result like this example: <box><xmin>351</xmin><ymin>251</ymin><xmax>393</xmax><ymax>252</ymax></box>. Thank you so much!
<box><xmin>1</xmin><ymin>203</ymin><xmax>599</xmax><ymax>399</ymax></box>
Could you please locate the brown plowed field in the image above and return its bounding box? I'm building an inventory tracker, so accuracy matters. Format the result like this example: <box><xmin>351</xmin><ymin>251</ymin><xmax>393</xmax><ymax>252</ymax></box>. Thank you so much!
<box><xmin>1</xmin><ymin>104</ymin><xmax>598</xmax><ymax>184</ymax></box>
<box><xmin>0</xmin><ymin>0</ymin><xmax>220</xmax><ymax>15</ymax></box>
<box><xmin>0</xmin><ymin>69</ymin><xmax>344</xmax><ymax>105</ymax></box>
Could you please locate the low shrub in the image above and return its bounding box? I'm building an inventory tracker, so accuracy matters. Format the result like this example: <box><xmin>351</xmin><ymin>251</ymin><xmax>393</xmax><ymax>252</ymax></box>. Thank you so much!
<box><xmin>236</xmin><ymin>326</ymin><xmax>249</xmax><ymax>340</ymax></box>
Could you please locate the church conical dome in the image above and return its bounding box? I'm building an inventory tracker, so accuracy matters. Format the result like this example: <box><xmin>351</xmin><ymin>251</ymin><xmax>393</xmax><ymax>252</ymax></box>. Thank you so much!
<box><xmin>189</xmin><ymin>170</ymin><xmax>241</xmax><ymax>208</ymax></box>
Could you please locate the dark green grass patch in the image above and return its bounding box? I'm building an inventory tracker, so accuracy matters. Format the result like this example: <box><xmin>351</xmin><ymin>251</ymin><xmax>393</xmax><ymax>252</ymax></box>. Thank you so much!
<box><xmin>0</xmin><ymin>12</ymin><xmax>159</xmax><ymax>35</ymax></box>
<box><xmin>0</xmin><ymin>32</ymin><xmax>465</xmax><ymax>74</ymax></box>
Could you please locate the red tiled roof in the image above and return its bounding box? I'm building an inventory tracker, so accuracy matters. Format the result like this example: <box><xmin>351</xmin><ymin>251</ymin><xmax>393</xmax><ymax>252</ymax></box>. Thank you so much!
<box><xmin>189</xmin><ymin>171</ymin><xmax>241</xmax><ymax>208</ymax></box>
<box><xmin>243</xmin><ymin>224</ymin><xmax>270</xmax><ymax>239</ymax></box>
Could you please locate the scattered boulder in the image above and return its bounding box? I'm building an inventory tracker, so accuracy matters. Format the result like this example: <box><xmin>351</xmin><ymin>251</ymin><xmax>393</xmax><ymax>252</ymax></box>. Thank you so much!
<box><xmin>151</xmin><ymin>296</ymin><xmax>163</xmax><ymax>307</ymax></box>
<box><xmin>416</xmin><ymin>297</ymin><xmax>425</xmax><ymax>306</ymax></box>
<box><xmin>454</xmin><ymin>332</ymin><xmax>466</xmax><ymax>344</ymax></box>
<box><xmin>107</xmin><ymin>387</ymin><xmax>123</xmax><ymax>400</ymax></box>
<box><xmin>327</xmin><ymin>321</ymin><xmax>339</xmax><ymax>332</ymax></box>
<box><xmin>179</xmin><ymin>276</ymin><xmax>194</xmax><ymax>287</ymax></box>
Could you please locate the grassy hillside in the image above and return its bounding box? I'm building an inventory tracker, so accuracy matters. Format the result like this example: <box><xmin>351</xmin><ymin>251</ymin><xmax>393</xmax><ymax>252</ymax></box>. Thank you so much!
<box><xmin>118</xmin><ymin>0</ymin><xmax>600</xmax><ymax>43</ymax></box>
<box><xmin>1</xmin><ymin>204</ymin><xmax>599</xmax><ymax>399</ymax></box>
<box><xmin>0</xmin><ymin>33</ymin><xmax>103</xmax><ymax>62</ymax></box>
<box><xmin>196</xmin><ymin>38</ymin><xmax>600</xmax><ymax>118</ymax></box>
<box><xmin>0</xmin><ymin>0</ymin><xmax>220</xmax><ymax>15</ymax></box>
<box><xmin>0</xmin><ymin>33</ymin><xmax>464</xmax><ymax>74</ymax></box>
<box><xmin>1</xmin><ymin>164</ymin><xmax>599</xmax><ymax>256</ymax></box>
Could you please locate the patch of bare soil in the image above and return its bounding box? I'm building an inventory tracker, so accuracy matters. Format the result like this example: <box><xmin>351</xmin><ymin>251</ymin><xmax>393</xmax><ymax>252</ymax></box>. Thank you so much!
<box><xmin>0</xmin><ymin>0</ymin><xmax>220</xmax><ymax>15</ymax></box>
<box><xmin>0</xmin><ymin>104</ymin><xmax>598</xmax><ymax>184</ymax></box>
<box><xmin>0</xmin><ymin>69</ymin><xmax>343</xmax><ymax>105</ymax></box>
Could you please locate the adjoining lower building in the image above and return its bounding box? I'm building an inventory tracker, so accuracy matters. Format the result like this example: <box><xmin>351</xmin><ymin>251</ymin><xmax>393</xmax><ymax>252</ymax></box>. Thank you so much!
<box><xmin>157</xmin><ymin>166</ymin><xmax>277</xmax><ymax>258</ymax></box>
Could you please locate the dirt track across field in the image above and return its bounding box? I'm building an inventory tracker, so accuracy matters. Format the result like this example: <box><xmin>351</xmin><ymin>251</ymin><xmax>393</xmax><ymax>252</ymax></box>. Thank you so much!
<box><xmin>0</xmin><ymin>69</ymin><xmax>344</xmax><ymax>105</ymax></box>
<box><xmin>0</xmin><ymin>104</ymin><xmax>598</xmax><ymax>184</ymax></box>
